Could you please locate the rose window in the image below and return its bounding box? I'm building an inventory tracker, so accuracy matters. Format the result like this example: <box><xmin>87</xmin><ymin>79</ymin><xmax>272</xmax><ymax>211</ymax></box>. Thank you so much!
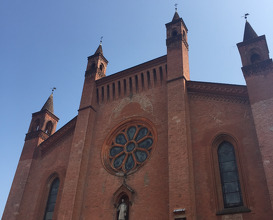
<box><xmin>102</xmin><ymin>118</ymin><xmax>156</xmax><ymax>175</ymax></box>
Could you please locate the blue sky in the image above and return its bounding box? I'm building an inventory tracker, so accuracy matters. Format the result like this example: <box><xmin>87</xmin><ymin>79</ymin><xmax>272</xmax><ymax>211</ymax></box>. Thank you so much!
<box><xmin>1</xmin><ymin>0</ymin><xmax>273</xmax><ymax>216</ymax></box>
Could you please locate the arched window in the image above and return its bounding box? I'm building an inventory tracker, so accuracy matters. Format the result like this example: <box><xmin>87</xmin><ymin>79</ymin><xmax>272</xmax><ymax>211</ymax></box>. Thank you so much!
<box><xmin>45</xmin><ymin>121</ymin><xmax>53</xmax><ymax>135</ymax></box>
<box><xmin>100</xmin><ymin>63</ymin><xmax>104</xmax><ymax>71</ymax></box>
<box><xmin>250</xmin><ymin>53</ymin><xmax>261</xmax><ymax>64</ymax></box>
<box><xmin>43</xmin><ymin>178</ymin><xmax>60</xmax><ymax>220</ymax></box>
<box><xmin>218</xmin><ymin>141</ymin><xmax>243</xmax><ymax>208</ymax></box>
<box><xmin>32</xmin><ymin>119</ymin><xmax>40</xmax><ymax>131</ymax></box>
<box><xmin>183</xmin><ymin>30</ymin><xmax>186</xmax><ymax>39</ymax></box>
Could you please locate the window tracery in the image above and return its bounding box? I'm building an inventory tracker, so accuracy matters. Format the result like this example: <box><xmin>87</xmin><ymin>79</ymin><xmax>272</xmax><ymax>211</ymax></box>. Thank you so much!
<box><xmin>102</xmin><ymin>118</ymin><xmax>156</xmax><ymax>175</ymax></box>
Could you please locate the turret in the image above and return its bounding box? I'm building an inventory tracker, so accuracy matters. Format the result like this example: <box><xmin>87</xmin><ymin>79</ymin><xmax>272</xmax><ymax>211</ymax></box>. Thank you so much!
<box><xmin>26</xmin><ymin>93</ymin><xmax>59</xmax><ymax>143</ymax></box>
<box><xmin>86</xmin><ymin>44</ymin><xmax>108</xmax><ymax>80</ymax></box>
<box><xmin>237</xmin><ymin>20</ymin><xmax>273</xmax><ymax>210</ymax></box>
<box><xmin>3</xmin><ymin>93</ymin><xmax>59</xmax><ymax>220</ymax></box>
<box><xmin>166</xmin><ymin>10</ymin><xmax>190</xmax><ymax>80</ymax></box>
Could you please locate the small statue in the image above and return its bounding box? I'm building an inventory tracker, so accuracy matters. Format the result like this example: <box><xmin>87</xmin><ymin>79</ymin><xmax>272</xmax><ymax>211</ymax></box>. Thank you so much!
<box><xmin>117</xmin><ymin>199</ymin><xmax>127</xmax><ymax>220</ymax></box>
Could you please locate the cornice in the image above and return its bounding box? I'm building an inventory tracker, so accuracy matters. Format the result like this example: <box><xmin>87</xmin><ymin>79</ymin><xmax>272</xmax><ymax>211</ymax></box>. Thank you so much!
<box><xmin>25</xmin><ymin>130</ymin><xmax>49</xmax><ymax>141</ymax></box>
<box><xmin>237</xmin><ymin>35</ymin><xmax>266</xmax><ymax>48</ymax></box>
<box><xmin>165</xmin><ymin>17</ymin><xmax>188</xmax><ymax>32</ymax></box>
<box><xmin>242</xmin><ymin>59</ymin><xmax>273</xmax><ymax>77</ymax></box>
<box><xmin>187</xmin><ymin>81</ymin><xmax>249</xmax><ymax>104</ymax></box>
<box><xmin>166</xmin><ymin>34</ymin><xmax>189</xmax><ymax>50</ymax></box>
<box><xmin>32</xmin><ymin>109</ymin><xmax>59</xmax><ymax>121</ymax></box>
<box><xmin>38</xmin><ymin>116</ymin><xmax>77</xmax><ymax>157</ymax></box>
<box><xmin>95</xmin><ymin>55</ymin><xmax>167</xmax><ymax>86</ymax></box>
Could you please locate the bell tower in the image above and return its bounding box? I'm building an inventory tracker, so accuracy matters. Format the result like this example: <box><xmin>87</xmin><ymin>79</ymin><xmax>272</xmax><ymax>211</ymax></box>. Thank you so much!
<box><xmin>166</xmin><ymin>11</ymin><xmax>196</xmax><ymax>220</ymax></box>
<box><xmin>86</xmin><ymin>44</ymin><xmax>108</xmax><ymax>80</ymax></box>
<box><xmin>166</xmin><ymin>10</ymin><xmax>190</xmax><ymax>80</ymax></box>
<box><xmin>237</xmin><ymin>20</ymin><xmax>273</xmax><ymax>210</ymax></box>
<box><xmin>57</xmin><ymin>44</ymin><xmax>108</xmax><ymax>219</ymax></box>
<box><xmin>3</xmin><ymin>93</ymin><xmax>58</xmax><ymax>220</ymax></box>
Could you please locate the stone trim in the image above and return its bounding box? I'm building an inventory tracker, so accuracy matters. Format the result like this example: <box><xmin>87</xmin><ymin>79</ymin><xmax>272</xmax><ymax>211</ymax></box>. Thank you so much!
<box><xmin>216</xmin><ymin>206</ymin><xmax>251</xmax><ymax>215</ymax></box>
<box><xmin>187</xmin><ymin>81</ymin><xmax>249</xmax><ymax>104</ymax></box>
<box><xmin>25</xmin><ymin>130</ymin><xmax>49</xmax><ymax>141</ymax></box>
<box><xmin>242</xmin><ymin>59</ymin><xmax>273</xmax><ymax>77</ymax></box>
<box><xmin>189</xmin><ymin>93</ymin><xmax>249</xmax><ymax>104</ymax></box>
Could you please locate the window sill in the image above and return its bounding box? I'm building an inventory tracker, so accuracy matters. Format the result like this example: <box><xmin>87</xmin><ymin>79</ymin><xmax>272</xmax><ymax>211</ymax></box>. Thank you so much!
<box><xmin>216</xmin><ymin>206</ymin><xmax>251</xmax><ymax>215</ymax></box>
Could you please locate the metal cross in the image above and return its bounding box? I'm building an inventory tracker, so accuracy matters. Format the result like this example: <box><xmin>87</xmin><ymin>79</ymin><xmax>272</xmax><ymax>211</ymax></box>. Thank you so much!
<box><xmin>100</xmin><ymin>36</ymin><xmax>103</xmax><ymax>45</ymax></box>
<box><xmin>244</xmin><ymin>13</ymin><xmax>250</xmax><ymax>20</ymax></box>
<box><xmin>175</xmin><ymin>3</ymin><xmax>178</xmax><ymax>12</ymax></box>
<box><xmin>51</xmin><ymin>87</ymin><xmax>56</xmax><ymax>94</ymax></box>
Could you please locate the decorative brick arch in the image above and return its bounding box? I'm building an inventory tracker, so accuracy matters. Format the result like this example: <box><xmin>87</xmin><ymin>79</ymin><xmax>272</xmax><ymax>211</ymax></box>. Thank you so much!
<box><xmin>113</xmin><ymin>182</ymin><xmax>134</xmax><ymax>207</ymax></box>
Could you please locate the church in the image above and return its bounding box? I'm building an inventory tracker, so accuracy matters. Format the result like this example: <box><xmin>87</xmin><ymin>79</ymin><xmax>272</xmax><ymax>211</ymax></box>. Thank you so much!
<box><xmin>3</xmin><ymin>11</ymin><xmax>273</xmax><ymax>220</ymax></box>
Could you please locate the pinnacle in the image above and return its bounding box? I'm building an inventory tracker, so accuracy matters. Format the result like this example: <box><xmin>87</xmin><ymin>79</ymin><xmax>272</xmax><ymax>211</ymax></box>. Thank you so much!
<box><xmin>243</xmin><ymin>21</ymin><xmax>258</xmax><ymax>42</ymax></box>
<box><xmin>172</xmin><ymin>11</ymin><xmax>180</xmax><ymax>21</ymax></box>
<box><xmin>95</xmin><ymin>44</ymin><xmax>103</xmax><ymax>55</ymax></box>
<box><xmin>41</xmin><ymin>93</ymin><xmax>54</xmax><ymax>114</ymax></box>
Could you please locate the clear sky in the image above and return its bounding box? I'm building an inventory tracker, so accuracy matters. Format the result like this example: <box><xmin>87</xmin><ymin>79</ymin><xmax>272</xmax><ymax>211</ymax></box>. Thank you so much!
<box><xmin>1</xmin><ymin>0</ymin><xmax>273</xmax><ymax>216</ymax></box>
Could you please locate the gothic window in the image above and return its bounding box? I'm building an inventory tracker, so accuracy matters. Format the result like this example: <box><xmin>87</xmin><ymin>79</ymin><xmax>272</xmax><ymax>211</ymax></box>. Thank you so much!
<box><xmin>45</xmin><ymin>121</ymin><xmax>53</xmax><ymax>135</ymax></box>
<box><xmin>102</xmin><ymin>118</ymin><xmax>157</xmax><ymax>175</ymax></box>
<box><xmin>43</xmin><ymin>178</ymin><xmax>60</xmax><ymax>220</ymax></box>
<box><xmin>218</xmin><ymin>141</ymin><xmax>243</xmax><ymax>208</ymax></box>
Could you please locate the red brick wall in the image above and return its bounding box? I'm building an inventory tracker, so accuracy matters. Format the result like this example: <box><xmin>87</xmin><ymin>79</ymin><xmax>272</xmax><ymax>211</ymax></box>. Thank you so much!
<box><xmin>189</xmin><ymin>93</ymin><xmax>273</xmax><ymax>219</ymax></box>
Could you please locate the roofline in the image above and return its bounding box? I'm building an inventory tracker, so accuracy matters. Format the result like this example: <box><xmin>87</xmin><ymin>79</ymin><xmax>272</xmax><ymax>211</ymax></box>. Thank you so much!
<box><xmin>96</xmin><ymin>55</ymin><xmax>167</xmax><ymax>86</ymax></box>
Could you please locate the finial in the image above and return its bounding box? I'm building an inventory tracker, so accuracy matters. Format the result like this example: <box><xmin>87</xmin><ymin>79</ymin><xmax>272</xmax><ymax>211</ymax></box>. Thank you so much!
<box><xmin>51</xmin><ymin>87</ymin><xmax>56</xmax><ymax>94</ymax></box>
<box><xmin>100</xmin><ymin>36</ymin><xmax>103</xmax><ymax>45</ymax></box>
<box><xmin>243</xmin><ymin>13</ymin><xmax>250</xmax><ymax>21</ymax></box>
<box><xmin>175</xmin><ymin>3</ymin><xmax>178</xmax><ymax>12</ymax></box>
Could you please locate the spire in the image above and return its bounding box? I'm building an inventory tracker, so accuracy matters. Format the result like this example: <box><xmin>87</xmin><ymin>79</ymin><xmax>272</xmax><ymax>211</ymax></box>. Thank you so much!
<box><xmin>243</xmin><ymin>21</ymin><xmax>258</xmax><ymax>42</ymax></box>
<box><xmin>41</xmin><ymin>93</ymin><xmax>54</xmax><ymax>114</ymax></box>
<box><xmin>172</xmin><ymin>11</ymin><xmax>180</xmax><ymax>21</ymax></box>
<box><xmin>95</xmin><ymin>44</ymin><xmax>103</xmax><ymax>55</ymax></box>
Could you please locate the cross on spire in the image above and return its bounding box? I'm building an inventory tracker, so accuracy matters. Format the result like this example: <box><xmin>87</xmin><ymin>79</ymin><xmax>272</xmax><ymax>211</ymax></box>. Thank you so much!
<box><xmin>51</xmin><ymin>87</ymin><xmax>56</xmax><ymax>94</ymax></box>
<box><xmin>175</xmin><ymin>3</ymin><xmax>178</xmax><ymax>12</ymax></box>
<box><xmin>243</xmin><ymin>13</ymin><xmax>250</xmax><ymax>21</ymax></box>
<box><xmin>100</xmin><ymin>36</ymin><xmax>103</xmax><ymax>45</ymax></box>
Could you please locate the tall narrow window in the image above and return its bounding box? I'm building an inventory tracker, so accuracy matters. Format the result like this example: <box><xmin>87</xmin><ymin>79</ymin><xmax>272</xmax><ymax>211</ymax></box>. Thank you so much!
<box><xmin>141</xmin><ymin>73</ymin><xmax>144</xmax><ymax>90</ymax></box>
<box><xmin>129</xmin><ymin>77</ymin><xmax>132</xmax><ymax>93</ymax></box>
<box><xmin>147</xmin><ymin>71</ymin><xmax>151</xmax><ymax>88</ymax></box>
<box><xmin>159</xmin><ymin>67</ymin><xmax>163</xmax><ymax>84</ymax></box>
<box><xmin>113</xmin><ymin>83</ymin><xmax>116</xmax><ymax>99</ymax></box>
<box><xmin>44</xmin><ymin>178</ymin><xmax>60</xmax><ymax>220</ymax></box>
<box><xmin>135</xmin><ymin>75</ymin><xmax>139</xmax><ymax>92</ymax></box>
<box><xmin>123</xmin><ymin>79</ymin><xmax>127</xmax><ymax>95</ymax></box>
<box><xmin>153</xmin><ymin>69</ymin><xmax>157</xmax><ymax>85</ymax></box>
<box><xmin>107</xmin><ymin>85</ymin><xmax>110</xmax><ymax>101</ymax></box>
<box><xmin>218</xmin><ymin>141</ymin><xmax>243</xmax><ymax>208</ymax></box>
<box><xmin>101</xmin><ymin>87</ymin><xmax>104</xmax><ymax>102</ymax></box>
<box><xmin>45</xmin><ymin>121</ymin><xmax>53</xmax><ymax>135</ymax></box>
<box><xmin>96</xmin><ymin>88</ymin><xmax>99</xmax><ymax>104</ymax></box>
<box><xmin>118</xmin><ymin>81</ymin><xmax>121</xmax><ymax>97</ymax></box>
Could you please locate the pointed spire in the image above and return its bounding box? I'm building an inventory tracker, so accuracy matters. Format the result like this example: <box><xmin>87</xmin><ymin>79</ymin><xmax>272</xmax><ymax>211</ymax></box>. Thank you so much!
<box><xmin>243</xmin><ymin>21</ymin><xmax>258</xmax><ymax>42</ymax></box>
<box><xmin>41</xmin><ymin>93</ymin><xmax>54</xmax><ymax>114</ymax></box>
<box><xmin>172</xmin><ymin>11</ymin><xmax>180</xmax><ymax>21</ymax></box>
<box><xmin>95</xmin><ymin>44</ymin><xmax>103</xmax><ymax>55</ymax></box>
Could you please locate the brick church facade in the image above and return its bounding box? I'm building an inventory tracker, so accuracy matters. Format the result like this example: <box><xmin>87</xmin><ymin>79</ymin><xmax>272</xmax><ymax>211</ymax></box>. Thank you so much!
<box><xmin>3</xmin><ymin>11</ymin><xmax>273</xmax><ymax>220</ymax></box>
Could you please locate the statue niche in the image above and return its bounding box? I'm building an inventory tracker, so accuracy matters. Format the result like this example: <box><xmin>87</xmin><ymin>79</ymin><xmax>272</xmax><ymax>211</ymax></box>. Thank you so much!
<box><xmin>116</xmin><ymin>196</ymin><xmax>129</xmax><ymax>220</ymax></box>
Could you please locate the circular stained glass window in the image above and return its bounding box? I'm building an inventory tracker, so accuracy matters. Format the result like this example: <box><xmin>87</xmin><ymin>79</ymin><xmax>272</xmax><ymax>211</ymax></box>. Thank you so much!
<box><xmin>102</xmin><ymin>118</ymin><xmax>157</xmax><ymax>175</ymax></box>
